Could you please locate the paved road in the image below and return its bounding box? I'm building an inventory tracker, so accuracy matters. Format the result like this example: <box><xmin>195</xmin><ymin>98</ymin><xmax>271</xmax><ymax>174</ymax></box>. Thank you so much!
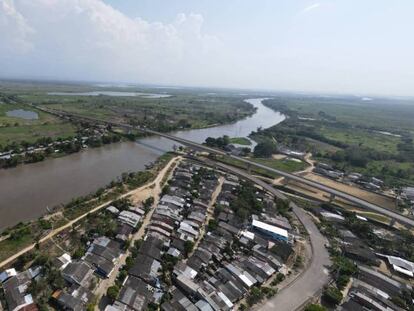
<box><xmin>201</xmin><ymin>159</ymin><xmax>332</xmax><ymax>311</ymax></box>
<box><xmin>145</xmin><ymin>129</ymin><xmax>414</xmax><ymax>228</ymax></box>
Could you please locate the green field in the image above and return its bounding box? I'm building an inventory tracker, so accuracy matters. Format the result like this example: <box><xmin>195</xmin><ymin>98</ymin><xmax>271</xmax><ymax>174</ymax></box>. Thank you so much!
<box><xmin>0</xmin><ymin>101</ymin><xmax>77</xmax><ymax>147</ymax></box>
<box><xmin>251</xmin><ymin>157</ymin><xmax>308</xmax><ymax>172</ymax></box>
<box><xmin>263</xmin><ymin>96</ymin><xmax>414</xmax><ymax>131</ymax></box>
<box><xmin>8</xmin><ymin>82</ymin><xmax>255</xmax><ymax>133</ymax></box>
<box><xmin>229</xmin><ymin>137</ymin><xmax>251</xmax><ymax>145</ymax></box>
<box><xmin>0</xmin><ymin>80</ymin><xmax>256</xmax><ymax>149</ymax></box>
<box><xmin>216</xmin><ymin>155</ymin><xmax>307</xmax><ymax>179</ymax></box>
<box><xmin>318</xmin><ymin>125</ymin><xmax>400</xmax><ymax>155</ymax></box>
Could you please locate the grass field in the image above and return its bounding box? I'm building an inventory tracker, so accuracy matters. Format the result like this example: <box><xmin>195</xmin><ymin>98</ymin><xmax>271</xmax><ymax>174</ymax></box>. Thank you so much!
<box><xmin>251</xmin><ymin>157</ymin><xmax>308</xmax><ymax>172</ymax></box>
<box><xmin>318</xmin><ymin>125</ymin><xmax>400</xmax><ymax>154</ymax></box>
<box><xmin>216</xmin><ymin>155</ymin><xmax>308</xmax><ymax>179</ymax></box>
<box><xmin>18</xmin><ymin>90</ymin><xmax>254</xmax><ymax>132</ymax></box>
<box><xmin>229</xmin><ymin>137</ymin><xmax>251</xmax><ymax>145</ymax></box>
<box><xmin>0</xmin><ymin>101</ymin><xmax>77</xmax><ymax>147</ymax></box>
<box><xmin>263</xmin><ymin>96</ymin><xmax>414</xmax><ymax>131</ymax></box>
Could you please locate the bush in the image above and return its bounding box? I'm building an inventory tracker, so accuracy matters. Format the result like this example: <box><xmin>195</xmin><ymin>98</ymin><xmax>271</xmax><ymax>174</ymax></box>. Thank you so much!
<box><xmin>107</xmin><ymin>285</ymin><xmax>120</xmax><ymax>301</ymax></box>
<box><xmin>323</xmin><ymin>286</ymin><xmax>343</xmax><ymax>306</ymax></box>
<box><xmin>247</xmin><ymin>286</ymin><xmax>264</xmax><ymax>306</ymax></box>
<box><xmin>184</xmin><ymin>241</ymin><xmax>194</xmax><ymax>257</ymax></box>
<box><xmin>305</xmin><ymin>304</ymin><xmax>327</xmax><ymax>311</ymax></box>
<box><xmin>253</xmin><ymin>140</ymin><xmax>277</xmax><ymax>158</ymax></box>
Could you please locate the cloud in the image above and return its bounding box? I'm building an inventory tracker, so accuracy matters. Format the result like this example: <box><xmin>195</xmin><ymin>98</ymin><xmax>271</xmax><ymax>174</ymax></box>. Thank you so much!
<box><xmin>0</xmin><ymin>0</ymin><xmax>220</xmax><ymax>84</ymax></box>
<box><xmin>298</xmin><ymin>2</ymin><xmax>321</xmax><ymax>16</ymax></box>
<box><xmin>0</xmin><ymin>0</ymin><xmax>34</xmax><ymax>54</ymax></box>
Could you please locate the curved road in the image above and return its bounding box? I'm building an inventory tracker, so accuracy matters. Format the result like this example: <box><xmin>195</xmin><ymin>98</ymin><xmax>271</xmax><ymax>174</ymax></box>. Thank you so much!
<box><xmin>200</xmin><ymin>159</ymin><xmax>332</xmax><ymax>311</ymax></box>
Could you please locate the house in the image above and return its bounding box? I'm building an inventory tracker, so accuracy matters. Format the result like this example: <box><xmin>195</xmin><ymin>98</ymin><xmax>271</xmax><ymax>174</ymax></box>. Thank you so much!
<box><xmin>138</xmin><ymin>236</ymin><xmax>165</xmax><ymax>261</ymax></box>
<box><xmin>225</xmin><ymin>263</ymin><xmax>257</xmax><ymax>289</ymax></box>
<box><xmin>53</xmin><ymin>285</ymin><xmax>93</xmax><ymax>311</ymax></box>
<box><xmin>128</xmin><ymin>254</ymin><xmax>161</xmax><ymax>285</ymax></box>
<box><xmin>83</xmin><ymin>253</ymin><xmax>115</xmax><ymax>278</ymax></box>
<box><xmin>2</xmin><ymin>274</ymin><xmax>34</xmax><ymax>311</ymax></box>
<box><xmin>357</xmin><ymin>265</ymin><xmax>411</xmax><ymax>296</ymax></box>
<box><xmin>240</xmin><ymin>256</ymin><xmax>276</xmax><ymax>282</ymax></box>
<box><xmin>115</xmin><ymin>223</ymin><xmax>134</xmax><ymax>242</ymax></box>
<box><xmin>173</xmin><ymin>262</ymin><xmax>198</xmax><ymax>280</ymax></box>
<box><xmin>259</xmin><ymin>214</ymin><xmax>292</xmax><ymax>231</ymax></box>
<box><xmin>129</xmin><ymin>205</ymin><xmax>146</xmax><ymax>216</ymax></box>
<box><xmin>177</xmin><ymin>222</ymin><xmax>199</xmax><ymax>239</ymax></box>
<box><xmin>106</xmin><ymin>205</ymin><xmax>120</xmax><ymax>215</ymax></box>
<box><xmin>342</xmin><ymin>240</ymin><xmax>378</xmax><ymax>266</ymax></box>
<box><xmin>269</xmin><ymin>240</ymin><xmax>294</xmax><ymax>262</ymax></box>
<box><xmin>377</xmin><ymin>254</ymin><xmax>414</xmax><ymax>278</ymax></box>
<box><xmin>209</xmin><ymin>269</ymin><xmax>246</xmax><ymax>301</ymax></box>
<box><xmin>104</xmin><ymin>302</ymin><xmax>128</xmax><ymax>311</ymax></box>
<box><xmin>251</xmin><ymin>219</ymin><xmax>288</xmax><ymax>242</ymax></box>
<box><xmin>53</xmin><ymin>253</ymin><xmax>72</xmax><ymax>270</ymax></box>
<box><xmin>83</xmin><ymin>237</ymin><xmax>122</xmax><ymax>277</ymax></box>
<box><xmin>0</xmin><ymin>268</ymin><xmax>17</xmax><ymax>283</ymax></box>
<box><xmin>218</xmin><ymin>222</ymin><xmax>240</xmax><ymax>235</ymax></box>
<box><xmin>160</xmin><ymin>195</ymin><xmax>185</xmax><ymax>208</ymax></box>
<box><xmin>174</xmin><ymin>274</ymin><xmax>200</xmax><ymax>297</ymax></box>
<box><xmin>167</xmin><ymin>247</ymin><xmax>181</xmax><ymax>258</ymax></box>
<box><xmin>1</xmin><ymin>267</ymin><xmax>41</xmax><ymax>311</ymax></box>
<box><xmin>118</xmin><ymin>211</ymin><xmax>141</xmax><ymax>228</ymax></box>
<box><xmin>402</xmin><ymin>187</ymin><xmax>414</xmax><ymax>201</ymax></box>
<box><xmin>161</xmin><ymin>287</ymin><xmax>198</xmax><ymax>311</ymax></box>
<box><xmin>116</xmin><ymin>276</ymin><xmax>158</xmax><ymax>311</ymax></box>
<box><xmin>320</xmin><ymin>211</ymin><xmax>345</xmax><ymax>223</ymax></box>
<box><xmin>62</xmin><ymin>261</ymin><xmax>94</xmax><ymax>287</ymax></box>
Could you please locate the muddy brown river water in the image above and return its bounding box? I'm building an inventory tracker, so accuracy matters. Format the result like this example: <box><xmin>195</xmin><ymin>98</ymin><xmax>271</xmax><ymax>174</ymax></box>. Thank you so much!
<box><xmin>0</xmin><ymin>99</ymin><xmax>284</xmax><ymax>231</ymax></box>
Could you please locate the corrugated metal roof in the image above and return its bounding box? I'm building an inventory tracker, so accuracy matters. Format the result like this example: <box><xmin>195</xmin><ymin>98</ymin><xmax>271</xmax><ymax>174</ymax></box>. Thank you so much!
<box><xmin>252</xmin><ymin>220</ymin><xmax>288</xmax><ymax>238</ymax></box>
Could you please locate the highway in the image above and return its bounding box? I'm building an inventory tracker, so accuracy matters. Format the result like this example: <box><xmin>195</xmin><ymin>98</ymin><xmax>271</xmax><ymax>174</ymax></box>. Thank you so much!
<box><xmin>37</xmin><ymin>107</ymin><xmax>414</xmax><ymax>227</ymax></box>
<box><xmin>146</xmin><ymin>129</ymin><xmax>414</xmax><ymax>228</ymax></box>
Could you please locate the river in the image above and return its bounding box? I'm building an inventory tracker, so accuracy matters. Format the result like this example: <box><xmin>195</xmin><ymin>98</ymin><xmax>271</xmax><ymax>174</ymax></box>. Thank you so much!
<box><xmin>0</xmin><ymin>99</ymin><xmax>284</xmax><ymax>231</ymax></box>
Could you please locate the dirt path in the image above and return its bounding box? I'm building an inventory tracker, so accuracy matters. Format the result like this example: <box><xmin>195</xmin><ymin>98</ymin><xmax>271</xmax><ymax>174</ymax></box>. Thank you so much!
<box><xmin>0</xmin><ymin>156</ymin><xmax>181</xmax><ymax>270</ymax></box>
<box><xmin>93</xmin><ymin>156</ymin><xmax>182</xmax><ymax>307</ymax></box>
<box><xmin>187</xmin><ymin>176</ymin><xmax>224</xmax><ymax>258</ymax></box>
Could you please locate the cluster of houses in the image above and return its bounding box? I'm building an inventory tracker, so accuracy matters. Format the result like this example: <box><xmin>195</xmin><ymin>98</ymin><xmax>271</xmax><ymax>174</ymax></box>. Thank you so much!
<box><xmin>103</xmin><ymin>161</ymin><xmax>222</xmax><ymax>310</ymax></box>
<box><xmin>0</xmin><ymin>193</ymin><xmax>147</xmax><ymax>310</ymax></box>
<box><xmin>314</xmin><ymin>162</ymin><xmax>385</xmax><ymax>191</ymax></box>
<box><xmin>162</xmin><ymin>174</ymin><xmax>296</xmax><ymax>311</ymax></box>
<box><xmin>0</xmin><ymin>126</ymin><xmax>112</xmax><ymax>163</ymax></box>
<box><xmin>131</xmin><ymin>161</ymin><xmax>294</xmax><ymax>311</ymax></box>
<box><xmin>0</xmin><ymin>160</ymin><xmax>298</xmax><ymax>311</ymax></box>
<box><xmin>0</xmin><ymin>267</ymin><xmax>42</xmax><ymax>311</ymax></box>
<box><xmin>314</xmin><ymin>206</ymin><xmax>414</xmax><ymax>311</ymax></box>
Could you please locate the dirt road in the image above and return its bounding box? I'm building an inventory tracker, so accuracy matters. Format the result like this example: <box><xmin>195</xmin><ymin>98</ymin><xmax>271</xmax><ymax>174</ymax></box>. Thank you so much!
<box><xmin>93</xmin><ymin>156</ymin><xmax>182</xmax><ymax>307</ymax></box>
<box><xmin>0</xmin><ymin>156</ymin><xmax>181</xmax><ymax>270</ymax></box>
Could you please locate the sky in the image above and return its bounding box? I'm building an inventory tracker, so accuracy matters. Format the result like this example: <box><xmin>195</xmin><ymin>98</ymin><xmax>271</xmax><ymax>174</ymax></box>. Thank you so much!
<box><xmin>1</xmin><ymin>0</ymin><xmax>414</xmax><ymax>96</ymax></box>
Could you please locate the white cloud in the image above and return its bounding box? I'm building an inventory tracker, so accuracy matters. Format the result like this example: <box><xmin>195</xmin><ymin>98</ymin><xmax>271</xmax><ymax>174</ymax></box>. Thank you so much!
<box><xmin>0</xmin><ymin>0</ymin><xmax>34</xmax><ymax>54</ymax></box>
<box><xmin>0</xmin><ymin>0</ymin><xmax>220</xmax><ymax>84</ymax></box>
<box><xmin>298</xmin><ymin>2</ymin><xmax>321</xmax><ymax>16</ymax></box>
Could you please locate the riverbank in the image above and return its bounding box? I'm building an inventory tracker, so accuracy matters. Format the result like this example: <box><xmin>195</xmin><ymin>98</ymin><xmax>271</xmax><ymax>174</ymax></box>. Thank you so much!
<box><xmin>0</xmin><ymin>98</ymin><xmax>285</xmax><ymax>232</ymax></box>
<box><xmin>0</xmin><ymin>153</ymin><xmax>180</xmax><ymax>265</ymax></box>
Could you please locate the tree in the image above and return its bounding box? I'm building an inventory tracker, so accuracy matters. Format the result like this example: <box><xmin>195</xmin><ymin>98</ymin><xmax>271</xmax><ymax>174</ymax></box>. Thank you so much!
<box><xmin>305</xmin><ymin>304</ymin><xmax>327</xmax><ymax>311</ymax></box>
<box><xmin>143</xmin><ymin>197</ymin><xmax>154</xmax><ymax>212</ymax></box>
<box><xmin>247</xmin><ymin>286</ymin><xmax>264</xmax><ymax>306</ymax></box>
<box><xmin>323</xmin><ymin>286</ymin><xmax>343</xmax><ymax>306</ymax></box>
<box><xmin>184</xmin><ymin>241</ymin><xmax>194</xmax><ymax>257</ymax></box>
<box><xmin>107</xmin><ymin>285</ymin><xmax>120</xmax><ymax>301</ymax></box>
<box><xmin>253</xmin><ymin>140</ymin><xmax>277</xmax><ymax>158</ymax></box>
